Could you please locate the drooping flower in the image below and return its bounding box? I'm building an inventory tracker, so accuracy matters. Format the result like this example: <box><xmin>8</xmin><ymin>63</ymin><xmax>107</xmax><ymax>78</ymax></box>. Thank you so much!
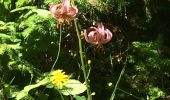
<box><xmin>49</xmin><ymin>0</ymin><xmax>78</xmax><ymax>24</ymax></box>
<box><xmin>84</xmin><ymin>23</ymin><xmax>112</xmax><ymax>45</ymax></box>
<box><xmin>50</xmin><ymin>69</ymin><xmax>70</xmax><ymax>89</ymax></box>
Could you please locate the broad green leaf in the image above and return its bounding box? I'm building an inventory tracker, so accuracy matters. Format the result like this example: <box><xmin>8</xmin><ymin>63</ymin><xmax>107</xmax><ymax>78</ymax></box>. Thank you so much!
<box><xmin>15</xmin><ymin>77</ymin><xmax>49</xmax><ymax>100</ymax></box>
<box><xmin>60</xmin><ymin>79</ymin><xmax>87</xmax><ymax>95</ymax></box>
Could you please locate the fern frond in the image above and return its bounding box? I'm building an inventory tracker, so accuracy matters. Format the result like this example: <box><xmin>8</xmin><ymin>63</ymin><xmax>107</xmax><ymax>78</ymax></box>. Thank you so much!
<box><xmin>0</xmin><ymin>33</ymin><xmax>11</xmax><ymax>39</ymax></box>
<box><xmin>0</xmin><ymin>21</ymin><xmax>5</xmax><ymax>26</ymax></box>
<box><xmin>16</xmin><ymin>0</ymin><xmax>33</xmax><ymax>8</ymax></box>
<box><xmin>10</xmin><ymin>6</ymin><xmax>37</xmax><ymax>13</ymax></box>
<box><xmin>18</xmin><ymin>9</ymin><xmax>57</xmax><ymax>39</ymax></box>
<box><xmin>0</xmin><ymin>22</ymin><xmax>16</xmax><ymax>33</ymax></box>
<box><xmin>144</xmin><ymin>0</ymin><xmax>152</xmax><ymax>22</ymax></box>
<box><xmin>1</xmin><ymin>0</ymin><xmax>12</xmax><ymax>10</ymax></box>
<box><xmin>8</xmin><ymin>59</ymin><xmax>40</xmax><ymax>75</ymax></box>
<box><xmin>0</xmin><ymin>44</ymin><xmax>22</xmax><ymax>55</ymax></box>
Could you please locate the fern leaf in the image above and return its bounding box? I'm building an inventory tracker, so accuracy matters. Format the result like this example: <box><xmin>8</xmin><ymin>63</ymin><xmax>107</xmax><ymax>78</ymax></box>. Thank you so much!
<box><xmin>0</xmin><ymin>44</ymin><xmax>22</xmax><ymax>55</ymax></box>
<box><xmin>16</xmin><ymin>0</ymin><xmax>33</xmax><ymax>8</ymax></box>
<box><xmin>10</xmin><ymin>6</ymin><xmax>37</xmax><ymax>13</ymax></box>
<box><xmin>0</xmin><ymin>21</ymin><xmax>5</xmax><ymax>26</ymax></box>
<box><xmin>2</xmin><ymin>0</ymin><xmax>12</xmax><ymax>10</ymax></box>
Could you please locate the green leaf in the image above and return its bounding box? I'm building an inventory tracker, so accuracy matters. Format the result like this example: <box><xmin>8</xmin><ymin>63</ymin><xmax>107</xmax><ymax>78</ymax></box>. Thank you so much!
<box><xmin>0</xmin><ymin>21</ymin><xmax>5</xmax><ymax>26</ymax></box>
<box><xmin>0</xmin><ymin>44</ymin><xmax>7</xmax><ymax>54</ymax></box>
<box><xmin>132</xmin><ymin>41</ymin><xmax>153</xmax><ymax>48</ymax></box>
<box><xmin>32</xmin><ymin>9</ymin><xmax>51</xmax><ymax>18</ymax></box>
<box><xmin>10</xmin><ymin>6</ymin><xmax>37</xmax><ymax>13</ymax></box>
<box><xmin>0</xmin><ymin>44</ymin><xmax>22</xmax><ymax>55</ymax></box>
<box><xmin>3</xmin><ymin>0</ymin><xmax>12</xmax><ymax>10</ymax></box>
<box><xmin>74</xmin><ymin>96</ymin><xmax>86</xmax><ymax>100</ymax></box>
<box><xmin>60</xmin><ymin>79</ymin><xmax>87</xmax><ymax>95</ymax></box>
<box><xmin>44</xmin><ymin>0</ymin><xmax>61</xmax><ymax>6</ymax></box>
<box><xmin>16</xmin><ymin>0</ymin><xmax>32</xmax><ymax>8</ymax></box>
<box><xmin>0</xmin><ymin>33</ymin><xmax>11</xmax><ymax>39</ymax></box>
<box><xmin>19</xmin><ymin>9</ymin><xmax>56</xmax><ymax>39</ymax></box>
<box><xmin>46</xmin><ymin>83</ymin><xmax>54</xmax><ymax>89</ymax></box>
<box><xmin>148</xmin><ymin>85</ymin><xmax>165</xmax><ymax>100</ymax></box>
<box><xmin>15</xmin><ymin>77</ymin><xmax>49</xmax><ymax>100</ymax></box>
<box><xmin>8</xmin><ymin>44</ymin><xmax>22</xmax><ymax>49</ymax></box>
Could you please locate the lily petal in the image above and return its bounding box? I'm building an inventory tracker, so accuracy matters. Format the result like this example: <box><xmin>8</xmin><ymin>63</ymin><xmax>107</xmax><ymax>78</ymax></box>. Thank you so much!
<box><xmin>67</xmin><ymin>6</ymin><xmax>78</xmax><ymax>18</ymax></box>
<box><xmin>84</xmin><ymin>23</ymin><xmax>113</xmax><ymax>45</ymax></box>
<box><xmin>49</xmin><ymin>3</ymin><xmax>62</xmax><ymax>18</ymax></box>
<box><xmin>102</xmin><ymin>29</ymin><xmax>113</xmax><ymax>44</ymax></box>
<box><xmin>97</xmin><ymin>23</ymin><xmax>105</xmax><ymax>35</ymax></box>
<box><xmin>49</xmin><ymin>0</ymin><xmax>78</xmax><ymax>24</ymax></box>
<box><xmin>61</xmin><ymin>0</ymin><xmax>70</xmax><ymax>14</ymax></box>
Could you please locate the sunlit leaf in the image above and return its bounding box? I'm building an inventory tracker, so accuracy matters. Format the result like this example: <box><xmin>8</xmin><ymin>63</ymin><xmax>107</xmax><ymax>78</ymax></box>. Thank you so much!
<box><xmin>15</xmin><ymin>77</ymin><xmax>49</xmax><ymax>100</ymax></box>
<box><xmin>60</xmin><ymin>79</ymin><xmax>87</xmax><ymax>95</ymax></box>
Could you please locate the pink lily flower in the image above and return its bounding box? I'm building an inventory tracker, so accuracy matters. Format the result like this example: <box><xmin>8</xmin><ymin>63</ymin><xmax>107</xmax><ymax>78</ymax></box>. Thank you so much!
<box><xmin>84</xmin><ymin>23</ymin><xmax>112</xmax><ymax>45</ymax></box>
<box><xmin>49</xmin><ymin>0</ymin><xmax>78</xmax><ymax>24</ymax></box>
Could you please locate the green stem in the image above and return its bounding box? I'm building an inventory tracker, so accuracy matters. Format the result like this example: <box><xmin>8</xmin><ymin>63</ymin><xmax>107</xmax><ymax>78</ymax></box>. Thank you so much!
<box><xmin>57</xmin><ymin>89</ymin><xmax>65</xmax><ymax>100</ymax></box>
<box><xmin>110</xmin><ymin>64</ymin><xmax>126</xmax><ymax>100</ymax></box>
<box><xmin>74</xmin><ymin>19</ymin><xmax>92</xmax><ymax>100</ymax></box>
<box><xmin>117</xmin><ymin>88</ymin><xmax>142</xmax><ymax>100</ymax></box>
<box><xmin>51</xmin><ymin>24</ymin><xmax>62</xmax><ymax>71</ymax></box>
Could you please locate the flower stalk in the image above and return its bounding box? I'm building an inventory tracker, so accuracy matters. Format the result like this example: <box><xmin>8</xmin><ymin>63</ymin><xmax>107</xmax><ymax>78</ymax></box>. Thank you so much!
<box><xmin>51</xmin><ymin>24</ymin><xmax>62</xmax><ymax>71</ymax></box>
<box><xmin>74</xmin><ymin>19</ymin><xmax>92</xmax><ymax>100</ymax></box>
<box><xmin>110</xmin><ymin>65</ymin><xmax>126</xmax><ymax>100</ymax></box>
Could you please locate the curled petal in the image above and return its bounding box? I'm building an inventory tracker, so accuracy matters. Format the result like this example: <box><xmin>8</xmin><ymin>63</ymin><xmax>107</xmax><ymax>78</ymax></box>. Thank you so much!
<box><xmin>67</xmin><ymin>6</ymin><xmax>78</xmax><ymax>18</ymax></box>
<box><xmin>49</xmin><ymin>0</ymin><xmax>78</xmax><ymax>24</ymax></box>
<box><xmin>101</xmin><ymin>29</ymin><xmax>113</xmax><ymax>44</ymax></box>
<box><xmin>97</xmin><ymin>23</ymin><xmax>105</xmax><ymax>35</ymax></box>
<box><xmin>88</xmin><ymin>31</ymin><xmax>97</xmax><ymax>43</ymax></box>
<box><xmin>84</xmin><ymin>23</ymin><xmax>113</xmax><ymax>45</ymax></box>
<box><xmin>62</xmin><ymin>0</ymin><xmax>70</xmax><ymax>12</ymax></box>
<box><xmin>105</xmin><ymin>29</ymin><xmax>112</xmax><ymax>40</ymax></box>
<box><xmin>84</xmin><ymin>27</ymin><xmax>96</xmax><ymax>43</ymax></box>
<box><xmin>84</xmin><ymin>30</ymin><xmax>89</xmax><ymax>42</ymax></box>
<box><xmin>49</xmin><ymin>3</ymin><xmax>62</xmax><ymax>18</ymax></box>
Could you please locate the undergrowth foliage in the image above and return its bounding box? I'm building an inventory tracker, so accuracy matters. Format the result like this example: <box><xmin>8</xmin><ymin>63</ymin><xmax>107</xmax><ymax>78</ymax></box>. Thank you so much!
<box><xmin>0</xmin><ymin>0</ymin><xmax>170</xmax><ymax>100</ymax></box>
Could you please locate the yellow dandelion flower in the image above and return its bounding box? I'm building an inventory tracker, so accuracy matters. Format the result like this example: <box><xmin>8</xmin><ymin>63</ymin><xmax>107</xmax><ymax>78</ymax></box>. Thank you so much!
<box><xmin>50</xmin><ymin>69</ymin><xmax>70</xmax><ymax>89</ymax></box>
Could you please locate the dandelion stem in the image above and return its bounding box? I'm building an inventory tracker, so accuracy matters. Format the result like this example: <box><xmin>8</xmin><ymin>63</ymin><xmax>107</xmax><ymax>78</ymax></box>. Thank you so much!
<box><xmin>51</xmin><ymin>24</ymin><xmax>62</xmax><ymax>71</ymax></box>
<box><xmin>74</xmin><ymin>19</ymin><xmax>92</xmax><ymax>100</ymax></box>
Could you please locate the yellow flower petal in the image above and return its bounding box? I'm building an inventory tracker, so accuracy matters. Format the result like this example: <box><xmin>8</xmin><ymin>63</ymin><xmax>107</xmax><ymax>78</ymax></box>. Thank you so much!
<box><xmin>50</xmin><ymin>69</ymin><xmax>70</xmax><ymax>89</ymax></box>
